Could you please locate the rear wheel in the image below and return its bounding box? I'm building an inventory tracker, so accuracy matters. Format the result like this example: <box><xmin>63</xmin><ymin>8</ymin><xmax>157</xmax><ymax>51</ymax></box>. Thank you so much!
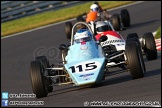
<box><xmin>142</xmin><ymin>32</ymin><xmax>157</xmax><ymax>60</ymax></box>
<box><xmin>121</xmin><ymin>9</ymin><xmax>130</xmax><ymax>27</ymax></box>
<box><xmin>111</xmin><ymin>14</ymin><xmax>121</xmax><ymax>31</ymax></box>
<box><xmin>65</xmin><ymin>22</ymin><xmax>73</xmax><ymax>39</ymax></box>
<box><xmin>76</xmin><ymin>15</ymin><xmax>85</xmax><ymax>22</ymax></box>
<box><xmin>125</xmin><ymin>41</ymin><xmax>145</xmax><ymax>79</ymax></box>
<box><xmin>30</xmin><ymin>60</ymin><xmax>48</xmax><ymax>98</ymax></box>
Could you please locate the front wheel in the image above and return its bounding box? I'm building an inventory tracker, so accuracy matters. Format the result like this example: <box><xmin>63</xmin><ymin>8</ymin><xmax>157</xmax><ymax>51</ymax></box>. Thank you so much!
<box><xmin>121</xmin><ymin>9</ymin><xmax>130</xmax><ymax>27</ymax></box>
<box><xmin>111</xmin><ymin>14</ymin><xmax>121</xmax><ymax>31</ymax></box>
<box><xmin>30</xmin><ymin>60</ymin><xmax>48</xmax><ymax>98</ymax></box>
<box><xmin>125</xmin><ymin>41</ymin><xmax>145</xmax><ymax>79</ymax></box>
<box><xmin>127</xmin><ymin>33</ymin><xmax>139</xmax><ymax>39</ymax></box>
<box><xmin>36</xmin><ymin>56</ymin><xmax>53</xmax><ymax>92</ymax></box>
<box><xmin>126</xmin><ymin>36</ymin><xmax>146</xmax><ymax>72</ymax></box>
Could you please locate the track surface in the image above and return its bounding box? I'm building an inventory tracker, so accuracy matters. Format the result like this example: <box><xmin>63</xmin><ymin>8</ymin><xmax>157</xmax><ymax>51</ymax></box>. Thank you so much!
<box><xmin>1</xmin><ymin>1</ymin><xmax>161</xmax><ymax>107</ymax></box>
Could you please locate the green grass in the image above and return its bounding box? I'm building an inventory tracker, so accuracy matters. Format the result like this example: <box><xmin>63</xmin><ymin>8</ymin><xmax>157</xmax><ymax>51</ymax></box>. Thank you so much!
<box><xmin>1</xmin><ymin>1</ymin><xmax>135</xmax><ymax>37</ymax></box>
<box><xmin>155</xmin><ymin>26</ymin><xmax>161</xmax><ymax>39</ymax></box>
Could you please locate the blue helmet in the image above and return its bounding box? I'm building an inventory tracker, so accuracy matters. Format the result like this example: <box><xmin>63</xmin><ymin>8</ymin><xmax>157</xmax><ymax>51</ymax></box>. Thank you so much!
<box><xmin>74</xmin><ymin>29</ymin><xmax>92</xmax><ymax>43</ymax></box>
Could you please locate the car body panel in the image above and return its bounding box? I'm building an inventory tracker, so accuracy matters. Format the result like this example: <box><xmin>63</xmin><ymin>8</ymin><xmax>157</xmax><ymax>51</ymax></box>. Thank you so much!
<box><xmin>65</xmin><ymin>40</ymin><xmax>104</xmax><ymax>63</ymax></box>
<box><xmin>64</xmin><ymin>57</ymin><xmax>105</xmax><ymax>86</ymax></box>
<box><xmin>96</xmin><ymin>31</ymin><xmax>126</xmax><ymax>51</ymax></box>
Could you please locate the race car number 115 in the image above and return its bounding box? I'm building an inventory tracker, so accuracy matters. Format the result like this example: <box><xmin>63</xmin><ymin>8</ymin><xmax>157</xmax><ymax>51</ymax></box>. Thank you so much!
<box><xmin>69</xmin><ymin>62</ymin><xmax>100</xmax><ymax>73</ymax></box>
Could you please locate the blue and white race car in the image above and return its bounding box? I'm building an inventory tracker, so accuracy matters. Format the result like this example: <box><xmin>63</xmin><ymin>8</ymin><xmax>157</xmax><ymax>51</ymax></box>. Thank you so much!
<box><xmin>30</xmin><ymin>22</ymin><xmax>145</xmax><ymax>98</ymax></box>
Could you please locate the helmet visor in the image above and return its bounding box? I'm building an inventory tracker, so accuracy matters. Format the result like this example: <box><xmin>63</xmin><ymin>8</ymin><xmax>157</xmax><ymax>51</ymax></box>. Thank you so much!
<box><xmin>92</xmin><ymin>7</ymin><xmax>99</xmax><ymax>12</ymax></box>
<box><xmin>97</xmin><ymin>25</ymin><xmax>109</xmax><ymax>32</ymax></box>
<box><xmin>75</xmin><ymin>37</ymin><xmax>90</xmax><ymax>43</ymax></box>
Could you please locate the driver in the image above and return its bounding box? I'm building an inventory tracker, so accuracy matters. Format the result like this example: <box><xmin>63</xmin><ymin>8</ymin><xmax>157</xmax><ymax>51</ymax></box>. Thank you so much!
<box><xmin>74</xmin><ymin>29</ymin><xmax>92</xmax><ymax>44</ymax></box>
<box><xmin>89</xmin><ymin>2</ymin><xmax>110</xmax><ymax>21</ymax></box>
<box><xmin>95</xmin><ymin>21</ymin><xmax>110</xmax><ymax>40</ymax></box>
<box><xmin>93</xmin><ymin>1</ymin><xmax>103</xmax><ymax>12</ymax></box>
<box><xmin>65</xmin><ymin>29</ymin><xmax>96</xmax><ymax>63</ymax></box>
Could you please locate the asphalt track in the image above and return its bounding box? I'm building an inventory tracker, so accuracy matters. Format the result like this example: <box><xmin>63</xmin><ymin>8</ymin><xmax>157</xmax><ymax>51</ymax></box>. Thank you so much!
<box><xmin>1</xmin><ymin>1</ymin><xmax>161</xmax><ymax>107</ymax></box>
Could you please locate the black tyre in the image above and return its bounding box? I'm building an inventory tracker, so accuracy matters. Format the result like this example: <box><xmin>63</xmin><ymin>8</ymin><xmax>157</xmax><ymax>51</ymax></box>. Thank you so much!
<box><xmin>76</xmin><ymin>15</ymin><xmax>85</xmax><ymax>22</ymax></box>
<box><xmin>127</xmin><ymin>33</ymin><xmax>139</xmax><ymax>39</ymax></box>
<box><xmin>36</xmin><ymin>56</ymin><xmax>53</xmax><ymax>92</ymax></box>
<box><xmin>142</xmin><ymin>32</ymin><xmax>157</xmax><ymax>60</ymax></box>
<box><xmin>65</xmin><ymin>22</ymin><xmax>73</xmax><ymax>39</ymax></box>
<box><xmin>30</xmin><ymin>60</ymin><xmax>48</xmax><ymax>98</ymax></box>
<box><xmin>125</xmin><ymin>41</ymin><xmax>145</xmax><ymax>79</ymax></box>
<box><xmin>121</xmin><ymin>9</ymin><xmax>130</xmax><ymax>27</ymax></box>
<box><xmin>126</xmin><ymin>37</ymin><xmax>146</xmax><ymax>72</ymax></box>
<box><xmin>111</xmin><ymin>14</ymin><xmax>121</xmax><ymax>31</ymax></box>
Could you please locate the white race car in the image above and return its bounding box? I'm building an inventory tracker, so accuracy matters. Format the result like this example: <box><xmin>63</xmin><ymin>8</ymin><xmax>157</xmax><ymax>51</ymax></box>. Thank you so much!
<box><xmin>65</xmin><ymin>19</ymin><xmax>157</xmax><ymax>71</ymax></box>
<box><xmin>94</xmin><ymin>20</ymin><xmax>157</xmax><ymax>70</ymax></box>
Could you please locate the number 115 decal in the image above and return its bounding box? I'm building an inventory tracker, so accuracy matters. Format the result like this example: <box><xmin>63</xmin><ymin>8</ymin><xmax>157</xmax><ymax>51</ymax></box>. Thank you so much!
<box><xmin>68</xmin><ymin>61</ymin><xmax>101</xmax><ymax>73</ymax></box>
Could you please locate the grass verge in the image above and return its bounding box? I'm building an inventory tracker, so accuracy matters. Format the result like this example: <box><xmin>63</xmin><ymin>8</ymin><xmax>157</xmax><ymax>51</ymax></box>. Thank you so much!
<box><xmin>155</xmin><ymin>26</ymin><xmax>161</xmax><ymax>39</ymax></box>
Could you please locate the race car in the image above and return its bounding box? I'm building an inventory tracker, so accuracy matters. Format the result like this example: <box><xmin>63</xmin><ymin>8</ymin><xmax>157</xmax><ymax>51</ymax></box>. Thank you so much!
<box><xmin>94</xmin><ymin>21</ymin><xmax>157</xmax><ymax>69</ymax></box>
<box><xmin>76</xmin><ymin>8</ymin><xmax>130</xmax><ymax>31</ymax></box>
<box><xmin>66</xmin><ymin>19</ymin><xmax>157</xmax><ymax>69</ymax></box>
<box><xmin>65</xmin><ymin>8</ymin><xmax>130</xmax><ymax>39</ymax></box>
<box><xmin>30</xmin><ymin>22</ymin><xmax>145</xmax><ymax>98</ymax></box>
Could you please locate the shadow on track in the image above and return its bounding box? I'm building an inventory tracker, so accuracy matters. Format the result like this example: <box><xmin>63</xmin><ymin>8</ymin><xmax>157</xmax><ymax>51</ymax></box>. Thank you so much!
<box><xmin>47</xmin><ymin>85</ymin><xmax>91</xmax><ymax>97</ymax></box>
<box><xmin>46</xmin><ymin>67</ymin><xmax>160</xmax><ymax>97</ymax></box>
<box><xmin>91</xmin><ymin>68</ymin><xmax>161</xmax><ymax>89</ymax></box>
<box><xmin>144</xmin><ymin>68</ymin><xmax>161</xmax><ymax>77</ymax></box>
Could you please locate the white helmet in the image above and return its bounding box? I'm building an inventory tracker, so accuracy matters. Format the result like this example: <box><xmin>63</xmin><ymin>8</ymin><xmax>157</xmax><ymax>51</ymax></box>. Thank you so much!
<box><xmin>96</xmin><ymin>21</ymin><xmax>109</xmax><ymax>33</ymax></box>
<box><xmin>90</xmin><ymin>4</ymin><xmax>99</xmax><ymax>12</ymax></box>
<box><xmin>74</xmin><ymin>29</ymin><xmax>92</xmax><ymax>43</ymax></box>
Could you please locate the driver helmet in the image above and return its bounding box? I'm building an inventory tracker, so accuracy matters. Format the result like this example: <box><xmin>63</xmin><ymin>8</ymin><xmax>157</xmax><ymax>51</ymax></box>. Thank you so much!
<box><xmin>74</xmin><ymin>29</ymin><xmax>92</xmax><ymax>43</ymax></box>
<box><xmin>90</xmin><ymin>4</ymin><xmax>99</xmax><ymax>12</ymax></box>
<box><xmin>96</xmin><ymin>21</ymin><xmax>109</xmax><ymax>34</ymax></box>
<box><xmin>94</xmin><ymin>1</ymin><xmax>99</xmax><ymax>5</ymax></box>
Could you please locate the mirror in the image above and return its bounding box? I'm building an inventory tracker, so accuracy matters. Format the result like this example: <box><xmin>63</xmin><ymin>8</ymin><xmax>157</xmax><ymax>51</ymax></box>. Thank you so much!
<box><xmin>120</xmin><ymin>27</ymin><xmax>126</xmax><ymax>31</ymax></box>
<box><xmin>58</xmin><ymin>44</ymin><xmax>67</xmax><ymax>50</ymax></box>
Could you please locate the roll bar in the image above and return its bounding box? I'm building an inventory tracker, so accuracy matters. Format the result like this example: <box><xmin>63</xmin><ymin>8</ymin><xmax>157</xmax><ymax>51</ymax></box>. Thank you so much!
<box><xmin>70</xmin><ymin>22</ymin><xmax>96</xmax><ymax>46</ymax></box>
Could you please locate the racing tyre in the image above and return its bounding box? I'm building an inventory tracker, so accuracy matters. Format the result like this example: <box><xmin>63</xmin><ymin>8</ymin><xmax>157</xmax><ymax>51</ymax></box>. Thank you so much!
<box><xmin>111</xmin><ymin>14</ymin><xmax>121</xmax><ymax>31</ymax></box>
<box><xmin>30</xmin><ymin>60</ymin><xmax>48</xmax><ymax>98</ymax></box>
<box><xmin>126</xmin><ymin>37</ymin><xmax>146</xmax><ymax>72</ymax></box>
<box><xmin>142</xmin><ymin>32</ymin><xmax>157</xmax><ymax>60</ymax></box>
<box><xmin>36</xmin><ymin>56</ymin><xmax>53</xmax><ymax>92</ymax></box>
<box><xmin>76</xmin><ymin>15</ymin><xmax>85</xmax><ymax>22</ymax></box>
<box><xmin>121</xmin><ymin>9</ymin><xmax>130</xmax><ymax>27</ymax></box>
<box><xmin>125</xmin><ymin>41</ymin><xmax>145</xmax><ymax>79</ymax></box>
<box><xmin>65</xmin><ymin>22</ymin><xmax>73</xmax><ymax>39</ymax></box>
<box><xmin>127</xmin><ymin>33</ymin><xmax>139</xmax><ymax>39</ymax></box>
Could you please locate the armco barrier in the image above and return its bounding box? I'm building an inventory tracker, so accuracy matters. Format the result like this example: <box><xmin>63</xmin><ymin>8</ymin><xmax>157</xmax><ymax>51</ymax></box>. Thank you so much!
<box><xmin>1</xmin><ymin>1</ymin><xmax>83</xmax><ymax>23</ymax></box>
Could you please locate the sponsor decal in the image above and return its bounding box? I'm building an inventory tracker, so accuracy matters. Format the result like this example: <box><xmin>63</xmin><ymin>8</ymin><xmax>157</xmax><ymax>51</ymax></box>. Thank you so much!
<box><xmin>101</xmin><ymin>39</ymin><xmax>125</xmax><ymax>46</ymax></box>
<box><xmin>79</xmin><ymin>73</ymin><xmax>94</xmax><ymax>77</ymax></box>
